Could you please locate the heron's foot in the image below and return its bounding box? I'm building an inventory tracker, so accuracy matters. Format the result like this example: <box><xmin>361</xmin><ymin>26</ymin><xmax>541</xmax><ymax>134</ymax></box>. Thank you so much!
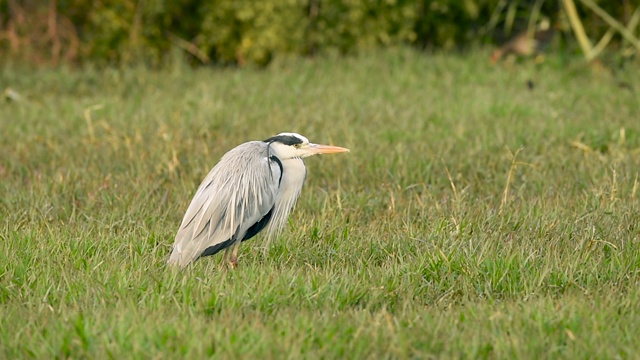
<box><xmin>228</xmin><ymin>255</ymin><xmax>238</xmax><ymax>269</ymax></box>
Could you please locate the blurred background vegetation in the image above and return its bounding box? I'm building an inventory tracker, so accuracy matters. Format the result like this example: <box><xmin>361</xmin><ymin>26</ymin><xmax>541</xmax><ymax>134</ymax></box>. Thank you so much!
<box><xmin>0</xmin><ymin>0</ymin><xmax>637</xmax><ymax>67</ymax></box>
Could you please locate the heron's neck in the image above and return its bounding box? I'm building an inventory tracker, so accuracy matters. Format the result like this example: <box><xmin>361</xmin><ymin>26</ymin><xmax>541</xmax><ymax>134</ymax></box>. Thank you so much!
<box><xmin>281</xmin><ymin>158</ymin><xmax>306</xmax><ymax>189</ymax></box>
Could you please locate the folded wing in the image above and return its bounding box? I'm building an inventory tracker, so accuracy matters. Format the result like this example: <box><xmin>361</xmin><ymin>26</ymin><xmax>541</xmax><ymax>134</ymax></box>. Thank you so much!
<box><xmin>167</xmin><ymin>141</ymin><xmax>281</xmax><ymax>267</ymax></box>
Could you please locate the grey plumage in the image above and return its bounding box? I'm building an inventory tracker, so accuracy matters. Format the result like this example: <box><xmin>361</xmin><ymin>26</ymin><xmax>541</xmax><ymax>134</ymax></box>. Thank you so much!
<box><xmin>167</xmin><ymin>133</ymin><xmax>349</xmax><ymax>268</ymax></box>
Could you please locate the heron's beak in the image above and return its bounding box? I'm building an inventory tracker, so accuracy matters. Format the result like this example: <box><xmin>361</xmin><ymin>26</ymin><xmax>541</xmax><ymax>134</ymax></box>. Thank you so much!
<box><xmin>307</xmin><ymin>143</ymin><xmax>350</xmax><ymax>155</ymax></box>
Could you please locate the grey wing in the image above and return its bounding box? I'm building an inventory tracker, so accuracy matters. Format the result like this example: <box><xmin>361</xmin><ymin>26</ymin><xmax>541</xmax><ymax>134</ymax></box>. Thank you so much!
<box><xmin>167</xmin><ymin>142</ymin><xmax>282</xmax><ymax>267</ymax></box>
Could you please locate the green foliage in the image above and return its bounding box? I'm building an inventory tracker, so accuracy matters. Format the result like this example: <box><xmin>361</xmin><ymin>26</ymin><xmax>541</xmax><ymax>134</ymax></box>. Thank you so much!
<box><xmin>199</xmin><ymin>0</ymin><xmax>309</xmax><ymax>65</ymax></box>
<box><xmin>67</xmin><ymin>0</ymin><xmax>172</xmax><ymax>64</ymax></box>
<box><xmin>414</xmin><ymin>0</ymin><xmax>500</xmax><ymax>49</ymax></box>
<box><xmin>314</xmin><ymin>0</ymin><xmax>418</xmax><ymax>53</ymax></box>
<box><xmin>1</xmin><ymin>49</ymin><xmax>640</xmax><ymax>357</ymax></box>
<box><xmin>0</xmin><ymin>0</ymin><xmax>636</xmax><ymax>66</ymax></box>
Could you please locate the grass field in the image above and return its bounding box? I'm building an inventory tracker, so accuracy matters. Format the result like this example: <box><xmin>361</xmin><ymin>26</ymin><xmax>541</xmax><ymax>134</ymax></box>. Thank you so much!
<box><xmin>1</xmin><ymin>48</ymin><xmax>639</xmax><ymax>358</ymax></box>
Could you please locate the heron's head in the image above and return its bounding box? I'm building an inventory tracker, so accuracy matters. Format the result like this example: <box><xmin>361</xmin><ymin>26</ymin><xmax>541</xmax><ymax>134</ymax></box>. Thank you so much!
<box><xmin>265</xmin><ymin>132</ymin><xmax>349</xmax><ymax>160</ymax></box>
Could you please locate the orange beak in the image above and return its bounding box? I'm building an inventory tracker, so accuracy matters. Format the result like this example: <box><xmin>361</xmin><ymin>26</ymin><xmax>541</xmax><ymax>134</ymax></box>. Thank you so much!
<box><xmin>308</xmin><ymin>143</ymin><xmax>350</xmax><ymax>154</ymax></box>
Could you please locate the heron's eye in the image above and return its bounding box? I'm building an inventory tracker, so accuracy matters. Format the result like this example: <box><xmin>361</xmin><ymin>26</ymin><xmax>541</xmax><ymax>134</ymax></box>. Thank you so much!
<box><xmin>293</xmin><ymin>144</ymin><xmax>301</xmax><ymax>149</ymax></box>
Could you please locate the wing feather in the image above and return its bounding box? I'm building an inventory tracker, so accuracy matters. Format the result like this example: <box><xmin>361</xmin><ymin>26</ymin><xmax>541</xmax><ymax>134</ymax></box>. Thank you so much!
<box><xmin>167</xmin><ymin>141</ymin><xmax>281</xmax><ymax>267</ymax></box>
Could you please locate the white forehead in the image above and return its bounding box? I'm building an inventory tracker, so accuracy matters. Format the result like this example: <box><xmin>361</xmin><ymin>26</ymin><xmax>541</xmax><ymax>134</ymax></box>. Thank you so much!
<box><xmin>276</xmin><ymin>132</ymin><xmax>309</xmax><ymax>144</ymax></box>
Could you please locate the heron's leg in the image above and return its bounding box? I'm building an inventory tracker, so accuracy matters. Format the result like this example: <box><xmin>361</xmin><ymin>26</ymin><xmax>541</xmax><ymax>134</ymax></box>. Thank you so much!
<box><xmin>221</xmin><ymin>247</ymin><xmax>231</xmax><ymax>267</ymax></box>
<box><xmin>229</xmin><ymin>241</ymin><xmax>241</xmax><ymax>269</ymax></box>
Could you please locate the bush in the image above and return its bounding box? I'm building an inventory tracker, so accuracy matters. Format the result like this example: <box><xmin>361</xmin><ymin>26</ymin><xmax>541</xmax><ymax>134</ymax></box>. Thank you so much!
<box><xmin>0</xmin><ymin>0</ymin><xmax>634</xmax><ymax>66</ymax></box>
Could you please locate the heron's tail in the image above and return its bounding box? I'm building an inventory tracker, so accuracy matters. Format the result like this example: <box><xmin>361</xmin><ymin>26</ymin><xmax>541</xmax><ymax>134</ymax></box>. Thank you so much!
<box><xmin>166</xmin><ymin>247</ymin><xmax>190</xmax><ymax>268</ymax></box>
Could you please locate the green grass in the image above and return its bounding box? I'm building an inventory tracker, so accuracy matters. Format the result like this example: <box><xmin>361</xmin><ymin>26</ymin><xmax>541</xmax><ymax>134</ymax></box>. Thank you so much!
<box><xmin>1</xmin><ymin>48</ymin><xmax>639</xmax><ymax>358</ymax></box>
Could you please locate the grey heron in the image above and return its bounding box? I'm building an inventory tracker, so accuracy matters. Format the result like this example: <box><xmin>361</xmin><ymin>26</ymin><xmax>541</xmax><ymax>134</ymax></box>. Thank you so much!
<box><xmin>167</xmin><ymin>132</ymin><xmax>349</xmax><ymax>268</ymax></box>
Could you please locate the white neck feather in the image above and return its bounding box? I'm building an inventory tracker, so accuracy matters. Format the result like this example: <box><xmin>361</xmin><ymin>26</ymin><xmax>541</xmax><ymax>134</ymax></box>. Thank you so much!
<box><xmin>267</xmin><ymin>157</ymin><xmax>306</xmax><ymax>235</ymax></box>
